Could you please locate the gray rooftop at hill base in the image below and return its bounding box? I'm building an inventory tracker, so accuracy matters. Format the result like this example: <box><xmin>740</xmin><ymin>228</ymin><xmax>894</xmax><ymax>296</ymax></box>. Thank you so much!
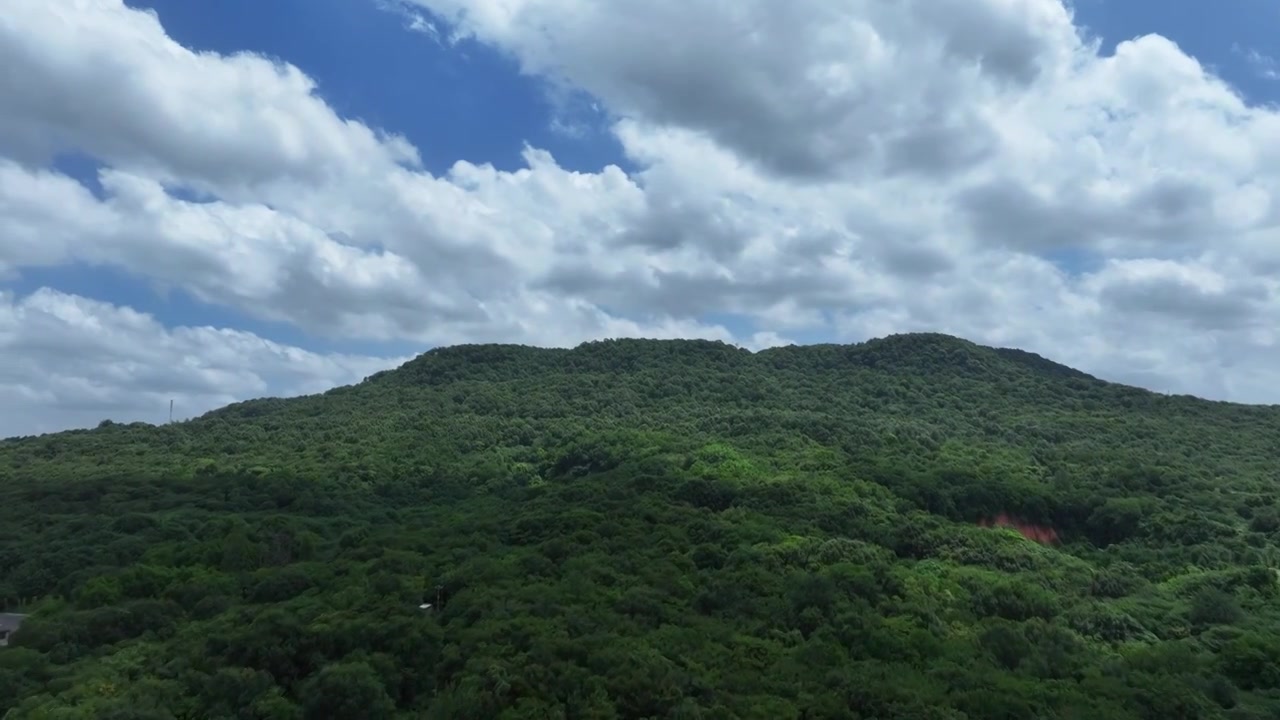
<box><xmin>0</xmin><ymin>613</ymin><xmax>26</xmax><ymax>646</ymax></box>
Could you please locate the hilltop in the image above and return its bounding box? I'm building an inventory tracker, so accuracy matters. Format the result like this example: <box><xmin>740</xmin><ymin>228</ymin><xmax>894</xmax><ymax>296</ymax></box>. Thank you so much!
<box><xmin>1</xmin><ymin>334</ymin><xmax>1279</xmax><ymax>718</ymax></box>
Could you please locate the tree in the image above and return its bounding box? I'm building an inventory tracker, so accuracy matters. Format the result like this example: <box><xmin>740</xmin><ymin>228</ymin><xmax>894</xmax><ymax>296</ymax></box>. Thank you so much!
<box><xmin>1189</xmin><ymin>587</ymin><xmax>1242</xmax><ymax>628</ymax></box>
<box><xmin>300</xmin><ymin>661</ymin><xmax>396</xmax><ymax>720</ymax></box>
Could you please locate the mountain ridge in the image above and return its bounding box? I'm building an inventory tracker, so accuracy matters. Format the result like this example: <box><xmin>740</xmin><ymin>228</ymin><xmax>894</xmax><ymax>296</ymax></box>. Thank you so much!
<box><xmin>3</xmin><ymin>332</ymin><xmax>1280</xmax><ymax>717</ymax></box>
<box><xmin>5</xmin><ymin>333</ymin><xmax>1247</xmax><ymax>448</ymax></box>
<box><xmin>3</xmin><ymin>332</ymin><xmax>1269</xmax><ymax>456</ymax></box>
<box><xmin>299</xmin><ymin>332</ymin><xmax>1154</xmax><ymax>409</ymax></box>
<box><xmin>6</xmin><ymin>331</ymin><xmax>1280</xmax><ymax>509</ymax></box>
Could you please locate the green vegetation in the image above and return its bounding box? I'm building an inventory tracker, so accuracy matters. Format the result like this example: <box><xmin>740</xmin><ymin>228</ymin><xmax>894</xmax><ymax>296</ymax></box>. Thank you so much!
<box><xmin>2</xmin><ymin>333</ymin><xmax>1279</xmax><ymax>718</ymax></box>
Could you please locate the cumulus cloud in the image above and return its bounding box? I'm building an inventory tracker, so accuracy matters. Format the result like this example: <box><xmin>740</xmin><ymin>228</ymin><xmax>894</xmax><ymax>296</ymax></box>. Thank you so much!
<box><xmin>4</xmin><ymin>0</ymin><xmax>1280</xmax><ymax>434</ymax></box>
<box><xmin>0</xmin><ymin>0</ymin><xmax>421</xmax><ymax>191</ymax></box>
<box><xmin>1234</xmin><ymin>44</ymin><xmax>1280</xmax><ymax>82</ymax></box>
<box><xmin>399</xmin><ymin>0</ymin><xmax>1280</xmax><ymax>398</ymax></box>
<box><xmin>411</xmin><ymin>0</ymin><xmax>1082</xmax><ymax>180</ymax></box>
<box><xmin>0</xmin><ymin>288</ymin><xmax>404</xmax><ymax>438</ymax></box>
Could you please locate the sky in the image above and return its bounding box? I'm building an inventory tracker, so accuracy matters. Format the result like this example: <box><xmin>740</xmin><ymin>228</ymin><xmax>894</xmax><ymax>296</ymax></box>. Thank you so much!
<box><xmin>3</xmin><ymin>0</ymin><xmax>1280</xmax><ymax>437</ymax></box>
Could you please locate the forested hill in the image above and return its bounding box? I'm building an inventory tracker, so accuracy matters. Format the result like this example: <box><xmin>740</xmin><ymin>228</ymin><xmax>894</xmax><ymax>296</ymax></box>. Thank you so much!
<box><xmin>2</xmin><ymin>333</ymin><xmax>1280</xmax><ymax>718</ymax></box>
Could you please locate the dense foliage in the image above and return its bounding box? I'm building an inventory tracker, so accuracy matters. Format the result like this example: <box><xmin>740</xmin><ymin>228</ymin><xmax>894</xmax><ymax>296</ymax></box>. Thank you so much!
<box><xmin>2</xmin><ymin>333</ymin><xmax>1279</xmax><ymax>718</ymax></box>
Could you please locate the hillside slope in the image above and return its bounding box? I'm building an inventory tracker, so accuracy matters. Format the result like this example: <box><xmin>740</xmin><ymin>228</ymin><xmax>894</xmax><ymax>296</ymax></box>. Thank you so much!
<box><xmin>1</xmin><ymin>334</ymin><xmax>1279</xmax><ymax>718</ymax></box>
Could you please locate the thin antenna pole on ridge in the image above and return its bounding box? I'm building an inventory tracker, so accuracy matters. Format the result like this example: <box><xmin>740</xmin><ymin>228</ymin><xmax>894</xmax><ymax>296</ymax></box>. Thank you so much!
<box><xmin>169</xmin><ymin>399</ymin><xmax>174</xmax><ymax>424</ymax></box>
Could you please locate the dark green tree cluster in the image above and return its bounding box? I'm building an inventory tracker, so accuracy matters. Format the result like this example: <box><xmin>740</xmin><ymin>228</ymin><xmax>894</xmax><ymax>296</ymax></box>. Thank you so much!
<box><xmin>2</xmin><ymin>334</ymin><xmax>1280</xmax><ymax>718</ymax></box>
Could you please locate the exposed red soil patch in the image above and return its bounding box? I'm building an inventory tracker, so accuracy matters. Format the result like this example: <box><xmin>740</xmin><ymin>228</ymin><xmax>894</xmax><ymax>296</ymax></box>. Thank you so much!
<box><xmin>979</xmin><ymin>513</ymin><xmax>1059</xmax><ymax>545</ymax></box>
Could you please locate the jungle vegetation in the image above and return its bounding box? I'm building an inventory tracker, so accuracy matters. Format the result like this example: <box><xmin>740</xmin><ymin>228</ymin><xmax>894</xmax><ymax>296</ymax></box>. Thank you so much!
<box><xmin>1</xmin><ymin>333</ymin><xmax>1279</xmax><ymax>718</ymax></box>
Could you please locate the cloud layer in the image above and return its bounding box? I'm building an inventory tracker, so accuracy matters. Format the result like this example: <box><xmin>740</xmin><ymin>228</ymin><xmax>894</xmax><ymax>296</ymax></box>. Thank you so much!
<box><xmin>3</xmin><ymin>0</ymin><xmax>1280</xmax><ymax>433</ymax></box>
<box><xmin>0</xmin><ymin>288</ymin><xmax>400</xmax><ymax>438</ymax></box>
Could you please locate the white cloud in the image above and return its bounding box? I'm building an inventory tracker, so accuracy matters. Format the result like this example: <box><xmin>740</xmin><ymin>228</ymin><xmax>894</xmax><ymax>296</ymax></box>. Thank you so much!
<box><xmin>0</xmin><ymin>288</ymin><xmax>404</xmax><ymax>438</ymax></box>
<box><xmin>1234</xmin><ymin>43</ymin><xmax>1280</xmax><ymax>81</ymax></box>
<box><xmin>0</xmin><ymin>1</ymin><xmax>422</xmax><ymax>201</ymax></box>
<box><xmin>377</xmin><ymin>0</ymin><xmax>445</xmax><ymax>41</ymax></box>
<box><xmin>5</xmin><ymin>0</ymin><xmax>1280</xmax><ymax>435</ymax></box>
<box><xmin>409</xmin><ymin>0</ymin><xmax>1083</xmax><ymax>180</ymax></box>
<box><xmin>398</xmin><ymin>0</ymin><xmax>1280</xmax><ymax>399</ymax></box>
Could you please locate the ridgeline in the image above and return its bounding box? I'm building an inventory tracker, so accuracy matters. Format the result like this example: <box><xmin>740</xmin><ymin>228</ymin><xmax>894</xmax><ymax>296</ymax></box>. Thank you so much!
<box><xmin>1</xmin><ymin>334</ymin><xmax>1278</xmax><ymax>718</ymax></box>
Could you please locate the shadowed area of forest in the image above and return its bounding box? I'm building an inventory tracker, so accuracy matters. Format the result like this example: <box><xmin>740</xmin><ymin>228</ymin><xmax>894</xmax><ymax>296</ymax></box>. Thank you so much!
<box><xmin>1</xmin><ymin>333</ymin><xmax>1279</xmax><ymax>718</ymax></box>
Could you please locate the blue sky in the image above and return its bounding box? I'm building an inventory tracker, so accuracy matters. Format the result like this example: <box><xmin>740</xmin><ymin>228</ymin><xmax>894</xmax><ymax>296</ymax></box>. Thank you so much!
<box><xmin>124</xmin><ymin>0</ymin><xmax>629</xmax><ymax>176</ymax></box>
<box><xmin>5</xmin><ymin>0</ymin><xmax>1280</xmax><ymax>434</ymax></box>
<box><xmin>31</xmin><ymin>0</ymin><xmax>1277</xmax><ymax>357</ymax></box>
<box><xmin>28</xmin><ymin>0</ymin><xmax>634</xmax><ymax>358</ymax></box>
